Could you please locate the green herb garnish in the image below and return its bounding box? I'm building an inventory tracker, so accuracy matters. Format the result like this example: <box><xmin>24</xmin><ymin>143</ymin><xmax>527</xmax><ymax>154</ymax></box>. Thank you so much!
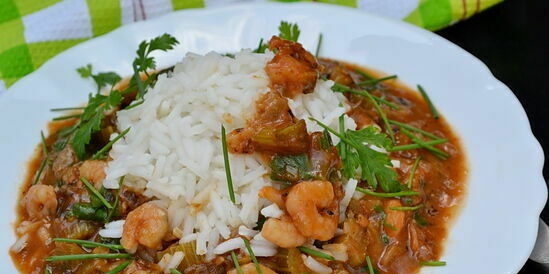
<box><xmin>253</xmin><ymin>38</ymin><xmax>268</xmax><ymax>54</ymax></box>
<box><xmin>388</xmin><ymin>120</ymin><xmax>440</xmax><ymax>140</ymax></box>
<box><xmin>389</xmin><ymin>204</ymin><xmax>424</xmax><ymax>211</ymax></box>
<box><xmin>52</xmin><ymin>238</ymin><xmax>123</xmax><ymax>251</ymax></box>
<box><xmin>414</xmin><ymin>212</ymin><xmax>429</xmax><ymax>226</ymax></box>
<box><xmin>92</xmin><ymin>127</ymin><xmax>130</xmax><ymax>160</ymax></box>
<box><xmin>357</xmin><ymin>75</ymin><xmax>397</xmax><ymax>87</ymax></box>
<box><xmin>169</xmin><ymin>269</ymin><xmax>183</xmax><ymax>274</ymax></box>
<box><xmin>332</xmin><ymin>83</ymin><xmax>400</xmax><ymax>110</ymax></box>
<box><xmin>45</xmin><ymin>253</ymin><xmax>132</xmax><ymax>261</ymax></box>
<box><xmin>242</xmin><ymin>237</ymin><xmax>263</xmax><ymax>274</ymax></box>
<box><xmin>33</xmin><ymin>131</ymin><xmax>49</xmax><ymax>185</ymax></box>
<box><xmin>400</xmin><ymin>128</ymin><xmax>448</xmax><ymax>160</ymax></box>
<box><xmin>131</xmin><ymin>33</ymin><xmax>179</xmax><ymax>99</ymax></box>
<box><xmin>270</xmin><ymin>154</ymin><xmax>313</xmax><ymax>182</ymax></box>
<box><xmin>298</xmin><ymin>246</ymin><xmax>335</xmax><ymax>261</ymax></box>
<box><xmin>106</xmin><ymin>261</ymin><xmax>132</xmax><ymax>274</ymax></box>
<box><xmin>417</xmin><ymin>85</ymin><xmax>439</xmax><ymax>119</ymax></box>
<box><xmin>81</xmin><ymin>177</ymin><xmax>113</xmax><ymax>209</ymax></box>
<box><xmin>388</xmin><ymin>139</ymin><xmax>447</xmax><ymax>152</ymax></box>
<box><xmin>315</xmin><ymin>33</ymin><xmax>323</xmax><ymax>57</ymax></box>
<box><xmin>312</xmin><ymin>118</ymin><xmax>400</xmax><ymax>193</ymax></box>
<box><xmin>355</xmin><ymin>187</ymin><xmax>419</xmax><ymax>197</ymax></box>
<box><xmin>70</xmin><ymin>203</ymin><xmax>107</xmax><ymax>221</ymax></box>
<box><xmin>278</xmin><ymin>21</ymin><xmax>300</xmax><ymax>42</ymax></box>
<box><xmin>365</xmin><ymin>256</ymin><xmax>375</xmax><ymax>274</ymax></box>
<box><xmin>77</xmin><ymin>64</ymin><xmax>122</xmax><ymax>93</ymax></box>
<box><xmin>221</xmin><ymin>125</ymin><xmax>236</xmax><ymax>204</ymax></box>
<box><xmin>407</xmin><ymin>156</ymin><xmax>422</xmax><ymax>188</ymax></box>
<box><xmin>68</xmin><ymin>90</ymin><xmax>123</xmax><ymax>159</ymax></box>
<box><xmin>420</xmin><ymin>261</ymin><xmax>447</xmax><ymax>266</ymax></box>
<box><xmin>231</xmin><ymin>251</ymin><xmax>243</xmax><ymax>274</ymax></box>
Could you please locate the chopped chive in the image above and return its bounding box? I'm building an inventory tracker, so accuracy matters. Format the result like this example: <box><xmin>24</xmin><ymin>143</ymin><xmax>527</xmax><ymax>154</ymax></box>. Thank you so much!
<box><xmin>357</xmin><ymin>75</ymin><xmax>397</xmax><ymax>86</ymax></box>
<box><xmin>365</xmin><ymin>256</ymin><xmax>375</xmax><ymax>274</ymax></box>
<box><xmin>298</xmin><ymin>246</ymin><xmax>335</xmax><ymax>261</ymax></box>
<box><xmin>253</xmin><ymin>38</ymin><xmax>265</xmax><ymax>53</ymax></box>
<box><xmin>315</xmin><ymin>33</ymin><xmax>323</xmax><ymax>57</ymax></box>
<box><xmin>332</xmin><ymin>83</ymin><xmax>400</xmax><ymax>110</ymax></box>
<box><xmin>169</xmin><ymin>269</ymin><xmax>183</xmax><ymax>274</ymax></box>
<box><xmin>356</xmin><ymin>187</ymin><xmax>419</xmax><ymax>197</ymax></box>
<box><xmin>53</xmin><ymin>238</ymin><xmax>123</xmax><ymax>251</ymax></box>
<box><xmin>417</xmin><ymin>85</ymin><xmax>439</xmax><ymax>119</ymax></box>
<box><xmin>389</xmin><ymin>204</ymin><xmax>424</xmax><ymax>211</ymax></box>
<box><xmin>92</xmin><ymin>127</ymin><xmax>130</xmax><ymax>160</ymax></box>
<box><xmin>52</xmin><ymin>113</ymin><xmax>82</xmax><ymax>121</ymax></box>
<box><xmin>221</xmin><ymin>125</ymin><xmax>236</xmax><ymax>204</ymax></box>
<box><xmin>45</xmin><ymin>253</ymin><xmax>132</xmax><ymax>261</ymax></box>
<box><xmin>388</xmin><ymin>120</ymin><xmax>440</xmax><ymax>140</ymax></box>
<box><xmin>44</xmin><ymin>269</ymin><xmax>52</xmax><ymax>274</ymax></box>
<box><xmin>360</xmin><ymin>88</ymin><xmax>395</xmax><ymax>143</ymax></box>
<box><xmin>407</xmin><ymin>156</ymin><xmax>422</xmax><ymax>188</ymax></box>
<box><xmin>105</xmin><ymin>176</ymin><xmax>123</xmax><ymax>222</ymax></box>
<box><xmin>106</xmin><ymin>261</ymin><xmax>132</xmax><ymax>274</ymax></box>
<box><xmin>338</xmin><ymin>115</ymin><xmax>346</xmax><ymax>160</ymax></box>
<box><xmin>400</xmin><ymin>128</ymin><xmax>449</xmax><ymax>160</ymax></box>
<box><xmin>354</xmin><ymin>69</ymin><xmax>375</xmax><ymax>80</ymax></box>
<box><xmin>231</xmin><ymin>251</ymin><xmax>243</xmax><ymax>274</ymax></box>
<box><xmin>81</xmin><ymin>178</ymin><xmax>113</xmax><ymax>209</ymax></box>
<box><xmin>242</xmin><ymin>237</ymin><xmax>263</xmax><ymax>274</ymax></box>
<box><xmin>125</xmin><ymin>99</ymin><xmax>144</xmax><ymax>110</ymax></box>
<box><xmin>33</xmin><ymin>131</ymin><xmax>49</xmax><ymax>185</ymax></box>
<box><xmin>388</xmin><ymin>139</ymin><xmax>447</xmax><ymax>151</ymax></box>
<box><xmin>50</xmin><ymin>107</ymin><xmax>85</xmax><ymax>112</ymax></box>
<box><xmin>420</xmin><ymin>260</ymin><xmax>447</xmax><ymax>266</ymax></box>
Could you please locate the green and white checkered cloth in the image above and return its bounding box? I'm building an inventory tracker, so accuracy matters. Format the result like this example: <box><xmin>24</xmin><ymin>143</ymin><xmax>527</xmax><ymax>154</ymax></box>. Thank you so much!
<box><xmin>0</xmin><ymin>0</ymin><xmax>502</xmax><ymax>93</ymax></box>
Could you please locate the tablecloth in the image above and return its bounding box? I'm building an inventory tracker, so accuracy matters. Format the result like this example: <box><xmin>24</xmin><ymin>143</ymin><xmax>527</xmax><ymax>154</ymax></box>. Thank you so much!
<box><xmin>0</xmin><ymin>0</ymin><xmax>502</xmax><ymax>93</ymax></box>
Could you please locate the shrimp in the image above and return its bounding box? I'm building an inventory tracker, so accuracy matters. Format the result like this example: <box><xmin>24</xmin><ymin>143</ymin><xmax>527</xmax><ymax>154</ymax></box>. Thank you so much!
<box><xmin>384</xmin><ymin>199</ymin><xmax>405</xmax><ymax>238</ymax></box>
<box><xmin>24</xmin><ymin>184</ymin><xmax>57</xmax><ymax>219</ymax></box>
<box><xmin>227</xmin><ymin>262</ymin><xmax>277</xmax><ymax>274</ymax></box>
<box><xmin>261</xmin><ymin>217</ymin><xmax>306</xmax><ymax>248</ymax></box>
<box><xmin>285</xmin><ymin>180</ymin><xmax>338</xmax><ymax>241</ymax></box>
<box><xmin>79</xmin><ymin>160</ymin><xmax>107</xmax><ymax>188</ymax></box>
<box><xmin>121</xmin><ymin>203</ymin><xmax>169</xmax><ymax>253</ymax></box>
<box><xmin>258</xmin><ymin>186</ymin><xmax>285</xmax><ymax>209</ymax></box>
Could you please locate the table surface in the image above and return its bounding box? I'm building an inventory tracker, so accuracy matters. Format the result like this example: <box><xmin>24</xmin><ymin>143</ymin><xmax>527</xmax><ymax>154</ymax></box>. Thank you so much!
<box><xmin>436</xmin><ymin>0</ymin><xmax>548</xmax><ymax>272</ymax></box>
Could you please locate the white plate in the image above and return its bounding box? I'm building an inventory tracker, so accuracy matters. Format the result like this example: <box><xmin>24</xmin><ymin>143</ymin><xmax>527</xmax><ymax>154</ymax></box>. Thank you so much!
<box><xmin>1</xmin><ymin>3</ymin><xmax>546</xmax><ymax>274</ymax></box>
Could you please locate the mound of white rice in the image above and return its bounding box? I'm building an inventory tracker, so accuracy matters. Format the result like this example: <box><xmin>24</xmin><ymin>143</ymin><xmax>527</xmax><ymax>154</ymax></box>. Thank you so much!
<box><xmin>103</xmin><ymin>49</ymin><xmax>356</xmax><ymax>258</ymax></box>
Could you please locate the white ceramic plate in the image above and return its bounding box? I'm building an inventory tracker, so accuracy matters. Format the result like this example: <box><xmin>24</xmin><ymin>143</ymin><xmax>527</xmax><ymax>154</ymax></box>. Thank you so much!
<box><xmin>1</xmin><ymin>3</ymin><xmax>546</xmax><ymax>273</ymax></box>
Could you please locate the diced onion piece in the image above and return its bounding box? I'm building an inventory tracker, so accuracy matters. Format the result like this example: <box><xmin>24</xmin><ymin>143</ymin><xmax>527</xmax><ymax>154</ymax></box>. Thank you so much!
<box><xmin>322</xmin><ymin>244</ymin><xmax>348</xmax><ymax>262</ymax></box>
<box><xmin>261</xmin><ymin>203</ymin><xmax>284</xmax><ymax>219</ymax></box>
<box><xmin>213</xmin><ymin>237</ymin><xmax>244</xmax><ymax>255</ymax></box>
<box><xmin>302</xmin><ymin>255</ymin><xmax>332</xmax><ymax>274</ymax></box>
<box><xmin>339</xmin><ymin>178</ymin><xmax>358</xmax><ymax>223</ymax></box>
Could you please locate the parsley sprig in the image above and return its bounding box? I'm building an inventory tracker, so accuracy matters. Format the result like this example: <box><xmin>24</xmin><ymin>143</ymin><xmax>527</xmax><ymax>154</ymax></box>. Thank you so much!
<box><xmin>130</xmin><ymin>33</ymin><xmax>179</xmax><ymax>99</ymax></box>
<box><xmin>278</xmin><ymin>21</ymin><xmax>301</xmax><ymax>42</ymax></box>
<box><xmin>55</xmin><ymin>34</ymin><xmax>178</xmax><ymax>160</ymax></box>
<box><xmin>312</xmin><ymin>117</ymin><xmax>401</xmax><ymax>193</ymax></box>
<box><xmin>254</xmin><ymin>21</ymin><xmax>301</xmax><ymax>53</ymax></box>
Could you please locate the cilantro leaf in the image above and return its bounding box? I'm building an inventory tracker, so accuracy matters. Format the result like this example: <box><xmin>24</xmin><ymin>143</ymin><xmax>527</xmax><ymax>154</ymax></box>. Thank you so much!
<box><xmin>70</xmin><ymin>92</ymin><xmax>122</xmax><ymax>159</ymax></box>
<box><xmin>313</xmin><ymin>118</ymin><xmax>400</xmax><ymax>193</ymax></box>
<box><xmin>77</xmin><ymin>64</ymin><xmax>122</xmax><ymax>93</ymax></box>
<box><xmin>131</xmin><ymin>33</ymin><xmax>179</xmax><ymax>98</ymax></box>
<box><xmin>278</xmin><ymin>21</ymin><xmax>300</xmax><ymax>42</ymax></box>
<box><xmin>339</xmin><ymin>126</ymin><xmax>400</xmax><ymax>192</ymax></box>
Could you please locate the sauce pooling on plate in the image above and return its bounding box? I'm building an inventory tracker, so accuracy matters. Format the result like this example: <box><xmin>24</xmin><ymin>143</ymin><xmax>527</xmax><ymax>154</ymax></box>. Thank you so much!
<box><xmin>10</xmin><ymin>33</ymin><xmax>466</xmax><ymax>274</ymax></box>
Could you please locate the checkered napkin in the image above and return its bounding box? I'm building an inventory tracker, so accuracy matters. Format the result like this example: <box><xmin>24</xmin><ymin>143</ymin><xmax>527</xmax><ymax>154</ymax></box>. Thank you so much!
<box><xmin>0</xmin><ymin>0</ymin><xmax>502</xmax><ymax>93</ymax></box>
